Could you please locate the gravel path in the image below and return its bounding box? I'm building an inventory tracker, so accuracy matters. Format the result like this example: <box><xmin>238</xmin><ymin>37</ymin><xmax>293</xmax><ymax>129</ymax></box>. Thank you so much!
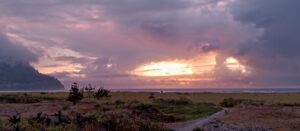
<box><xmin>169</xmin><ymin>109</ymin><xmax>226</xmax><ymax>131</ymax></box>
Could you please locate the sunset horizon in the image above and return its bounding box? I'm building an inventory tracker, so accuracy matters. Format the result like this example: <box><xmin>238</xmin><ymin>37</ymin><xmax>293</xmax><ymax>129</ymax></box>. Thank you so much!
<box><xmin>1</xmin><ymin>0</ymin><xmax>300</xmax><ymax>90</ymax></box>
<box><xmin>1</xmin><ymin>1</ymin><xmax>300</xmax><ymax>130</ymax></box>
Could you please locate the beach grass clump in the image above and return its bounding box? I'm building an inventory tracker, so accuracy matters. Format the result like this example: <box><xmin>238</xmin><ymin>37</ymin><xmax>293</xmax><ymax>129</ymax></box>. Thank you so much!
<box><xmin>220</xmin><ymin>98</ymin><xmax>265</xmax><ymax>107</ymax></box>
<box><xmin>132</xmin><ymin>103</ymin><xmax>180</xmax><ymax>122</ymax></box>
<box><xmin>219</xmin><ymin>98</ymin><xmax>242</xmax><ymax>107</ymax></box>
<box><xmin>100</xmin><ymin>111</ymin><xmax>168</xmax><ymax>131</ymax></box>
<box><xmin>154</xmin><ymin>97</ymin><xmax>193</xmax><ymax>105</ymax></box>
<box><xmin>153</xmin><ymin>98</ymin><xmax>221</xmax><ymax>121</ymax></box>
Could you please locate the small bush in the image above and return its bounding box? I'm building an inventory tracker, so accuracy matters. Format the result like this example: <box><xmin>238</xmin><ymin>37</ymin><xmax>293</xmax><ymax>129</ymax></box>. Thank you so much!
<box><xmin>94</xmin><ymin>87</ymin><xmax>111</xmax><ymax>99</ymax></box>
<box><xmin>67</xmin><ymin>82</ymin><xmax>84</xmax><ymax>105</ymax></box>
<box><xmin>220</xmin><ymin>98</ymin><xmax>265</xmax><ymax>107</ymax></box>
<box><xmin>84</xmin><ymin>84</ymin><xmax>95</xmax><ymax>98</ymax></box>
<box><xmin>8</xmin><ymin>113</ymin><xmax>21</xmax><ymax>131</ymax></box>
<box><xmin>75</xmin><ymin>113</ymin><xmax>97</xmax><ymax>128</ymax></box>
<box><xmin>193</xmin><ymin>127</ymin><xmax>205</xmax><ymax>131</ymax></box>
<box><xmin>54</xmin><ymin>111</ymin><xmax>71</xmax><ymax>125</ymax></box>
<box><xmin>132</xmin><ymin>103</ymin><xmax>179</xmax><ymax>122</ymax></box>
<box><xmin>219</xmin><ymin>98</ymin><xmax>241</xmax><ymax>107</ymax></box>
<box><xmin>27</xmin><ymin>112</ymin><xmax>51</xmax><ymax>129</ymax></box>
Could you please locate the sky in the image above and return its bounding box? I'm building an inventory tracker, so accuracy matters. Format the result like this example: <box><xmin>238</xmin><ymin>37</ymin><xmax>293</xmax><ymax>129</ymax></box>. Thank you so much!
<box><xmin>0</xmin><ymin>0</ymin><xmax>300</xmax><ymax>89</ymax></box>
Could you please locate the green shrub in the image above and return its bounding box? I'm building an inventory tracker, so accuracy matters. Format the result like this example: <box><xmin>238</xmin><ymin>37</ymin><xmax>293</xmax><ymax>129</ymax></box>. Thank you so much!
<box><xmin>220</xmin><ymin>98</ymin><xmax>265</xmax><ymax>107</ymax></box>
<box><xmin>132</xmin><ymin>103</ymin><xmax>179</xmax><ymax>122</ymax></box>
<box><xmin>219</xmin><ymin>98</ymin><xmax>241</xmax><ymax>107</ymax></box>
<box><xmin>154</xmin><ymin>98</ymin><xmax>192</xmax><ymax>105</ymax></box>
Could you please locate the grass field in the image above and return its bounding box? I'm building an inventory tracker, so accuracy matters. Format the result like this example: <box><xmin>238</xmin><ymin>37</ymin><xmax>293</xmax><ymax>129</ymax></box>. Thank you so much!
<box><xmin>0</xmin><ymin>92</ymin><xmax>299</xmax><ymax>131</ymax></box>
<box><xmin>2</xmin><ymin>92</ymin><xmax>299</xmax><ymax>104</ymax></box>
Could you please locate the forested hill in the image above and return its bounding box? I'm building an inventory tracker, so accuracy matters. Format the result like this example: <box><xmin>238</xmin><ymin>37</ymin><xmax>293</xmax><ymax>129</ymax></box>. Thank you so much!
<box><xmin>0</xmin><ymin>59</ymin><xmax>64</xmax><ymax>91</ymax></box>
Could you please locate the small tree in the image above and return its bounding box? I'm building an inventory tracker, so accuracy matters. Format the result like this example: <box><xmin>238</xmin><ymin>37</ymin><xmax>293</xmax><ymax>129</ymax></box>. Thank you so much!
<box><xmin>94</xmin><ymin>87</ymin><xmax>111</xmax><ymax>99</ymax></box>
<box><xmin>84</xmin><ymin>84</ymin><xmax>95</xmax><ymax>98</ymax></box>
<box><xmin>67</xmin><ymin>82</ymin><xmax>84</xmax><ymax>105</ymax></box>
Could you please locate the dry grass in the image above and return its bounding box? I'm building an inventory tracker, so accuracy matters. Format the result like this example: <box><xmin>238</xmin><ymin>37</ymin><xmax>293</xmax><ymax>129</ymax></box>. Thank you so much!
<box><xmin>0</xmin><ymin>92</ymin><xmax>299</xmax><ymax>130</ymax></box>
<box><xmin>1</xmin><ymin>92</ymin><xmax>300</xmax><ymax>104</ymax></box>
<box><xmin>96</xmin><ymin>92</ymin><xmax>300</xmax><ymax>104</ymax></box>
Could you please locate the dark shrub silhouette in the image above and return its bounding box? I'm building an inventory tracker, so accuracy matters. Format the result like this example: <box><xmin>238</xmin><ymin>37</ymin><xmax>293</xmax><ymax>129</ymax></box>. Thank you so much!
<box><xmin>67</xmin><ymin>82</ymin><xmax>84</xmax><ymax>105</ymax></box>
<box><xmin>54</xmin><ymin>110</ymin><xmax>71</xmax><ymax>125</ymax></box>
<box><xmin>94</xmin><ymin>87</ymin><xmax>110</xmax><ymax>99</ymax></box>
<box><xmin>75</xmin><ymin>113</ymin><xmax>97</xmax><ymax>128</ymax></box>
<box><xmin>84</xmin><ymin>84</ymin><xmax>95</xmax><ymax>98</ymax></box>
<box><xmin>8</xmin><ymin>113</ymin><xmax>21</xmax><ymax>131</ymax></box>
<box><xmin>219</xmin><ymin>98</ymin><xmax>241</xmax><ymax>107</ymax></box>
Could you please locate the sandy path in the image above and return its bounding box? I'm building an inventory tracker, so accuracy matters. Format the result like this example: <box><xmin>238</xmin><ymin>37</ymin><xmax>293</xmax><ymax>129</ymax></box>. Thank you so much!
<box><xmin>169</xmin><ymin>109</ymin><xmax>226</xmax><ymax>131</ymax></box>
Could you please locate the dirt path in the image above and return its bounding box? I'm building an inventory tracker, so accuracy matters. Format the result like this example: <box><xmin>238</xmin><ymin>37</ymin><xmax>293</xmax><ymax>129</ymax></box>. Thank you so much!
<box><xmin>168</xmin><ymin>109</ymin><xmax>226</xmax><ymax>131</ymax></box>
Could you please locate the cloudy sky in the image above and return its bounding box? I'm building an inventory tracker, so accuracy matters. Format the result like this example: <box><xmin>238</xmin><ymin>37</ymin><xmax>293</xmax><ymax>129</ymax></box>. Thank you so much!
<box><xmin>0</xmin><ymin>0</ymin><xmax>300</xmax><ymax>88</ymax></box>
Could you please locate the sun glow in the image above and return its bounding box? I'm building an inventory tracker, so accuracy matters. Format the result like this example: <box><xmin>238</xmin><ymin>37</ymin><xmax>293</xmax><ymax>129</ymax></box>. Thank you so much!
<box><xmin>225</xmin><ymin>57</ymin><xmax>248</xmax><ymax>73</ymax></box>
<box><xmin>133</xmin><ymin>53</ymin><xmax>217</xmax><ymax>77</ymax></box>
<box><xmin>134</xmin><ymin>61</ymin><xmax>193</xmax><ymax>77</ymax></box>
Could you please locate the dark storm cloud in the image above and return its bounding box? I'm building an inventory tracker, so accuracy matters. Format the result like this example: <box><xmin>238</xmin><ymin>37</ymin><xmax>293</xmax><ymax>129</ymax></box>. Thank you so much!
<box><xmin>0</xmin><ymin>0</ymin><xmax>254</xmax><ymax>87</ymax></box>
<box><xmin>229</xmin><ymin>0</ymin><xmax>300</xmax><ymax>86</ymax></box>
<box><xmin>100</xmin><ymin>0</ymin><xmax>232</xmax><ymax>43</ymax></box>
<box><xmin>0</xmin><ymin>33</ymin><xmax>37</xmax><ymax>62</ymax></box>
<box><xmin>1</xmin><ymin>0</ymin><xmax>300</xmax><ymax>87</ymax></box>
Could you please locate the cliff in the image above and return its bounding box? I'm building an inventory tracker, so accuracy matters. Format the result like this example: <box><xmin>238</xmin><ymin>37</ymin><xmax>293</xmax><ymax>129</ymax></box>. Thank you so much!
<box><xmin>0</xmin><ymin>59</ymin><xmax>64</xmax><ymax>91</ymax></box>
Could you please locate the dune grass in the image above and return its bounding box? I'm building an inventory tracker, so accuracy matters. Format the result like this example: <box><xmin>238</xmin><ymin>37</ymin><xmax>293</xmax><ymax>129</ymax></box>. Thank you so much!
<box><xmin>0</xmin><ymin>92</ymin><xmax>299</xmax><ymax>130</ymax></box>
<box><xmin>154</xmin><ymin>98</ymin><xmax>221</xmax><ymax>121</ymax></box>
<box><xmin>1</xmin><ymin>92</ymin><xmax>300</xmax><ymax>104</ymax></box>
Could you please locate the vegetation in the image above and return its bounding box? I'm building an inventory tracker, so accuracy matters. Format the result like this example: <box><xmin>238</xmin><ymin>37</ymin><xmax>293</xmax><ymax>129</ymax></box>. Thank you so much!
<box><xmin>153</xmin><ymin>98</ymin><xmax>221</xmax><ymax>121</ymax></box>
<box><xmin>0</xmin><ymin>92</ymin><xmax>59</xmax><ymax>103</ymax></box>
<box><xmin>0</xmin><ymin>87</ymin><xmax>299</xmax><ymax>130</ymax></box>
<box><xmin>219</xmin><ymin>98</ymin><xmax>265</xmax><ymax>107</ymax></box>
<box><xmin>84</xmin><ymin>84</ymin><xmax>95</xmax><ymax>98</ymax></box>
<box><xmin>193</xmin><ymin>127</ymin><xmax>205</xmax><ymax>131</ymax></box>
<box><xmin>94</xmin><ymin>87</ymin><xmax>111</xmax><ymax>99</ymax></box>
<box><xmin>67</xmin><ymin>82</ymin><xmax>84</xmax><ymax>105</ymax></box>
<box><xmin>8</xmin><ymin>114</ymin><xmax>21</xmax><ymax>131</ymax></box>
<box><xmin>219</xmin><ymin>98</ymin><xmax>241</xmax><ymax>107</ymax></box>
